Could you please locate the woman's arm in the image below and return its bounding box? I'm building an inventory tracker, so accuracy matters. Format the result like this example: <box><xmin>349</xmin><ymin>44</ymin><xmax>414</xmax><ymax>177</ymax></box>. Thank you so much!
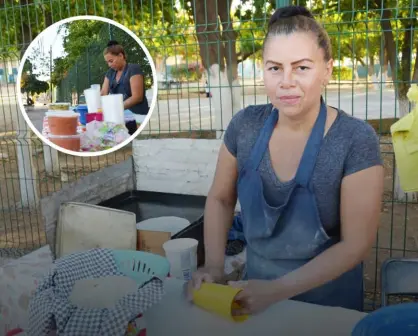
<box><xmin>270</xmin><ymin>165</ymin><xmax>384</xmax><ymax>301</ymax></box>
<box><xmin>204</xmin><ymin>144</ymin><xmax>239</xmax><ymax>273</ymax></box>
<box><xmin>101</xmin><ymin>77</ymin><xmax>110</xmax><ymax>96</ymax></box>
<box><xmin>124</xmin><ymin>74</ymin><xmax>144</xmax><ymax>109</ymax></box>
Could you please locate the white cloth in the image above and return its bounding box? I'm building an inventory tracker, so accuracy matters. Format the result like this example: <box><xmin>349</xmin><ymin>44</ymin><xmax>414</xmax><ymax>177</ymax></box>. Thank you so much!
<box><xmin>28</xmin><ymin>248</ymin><xmax>164</xmax><ymax>336</ymax></box>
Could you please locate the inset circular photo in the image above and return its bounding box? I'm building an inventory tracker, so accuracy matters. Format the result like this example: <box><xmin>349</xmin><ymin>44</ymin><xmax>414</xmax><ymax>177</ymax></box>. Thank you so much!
<box><xmin>17</xmin><ymin>16</ymin><xmax>157</xmax><ymax>156</ymax></box>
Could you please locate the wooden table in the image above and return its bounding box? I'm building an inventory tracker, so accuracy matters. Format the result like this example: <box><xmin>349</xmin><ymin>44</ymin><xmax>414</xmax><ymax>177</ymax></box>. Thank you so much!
<box><xmin>143</xmin><ymin>278</ymin><xmax>367</xmax><ymax>336</ymax></box>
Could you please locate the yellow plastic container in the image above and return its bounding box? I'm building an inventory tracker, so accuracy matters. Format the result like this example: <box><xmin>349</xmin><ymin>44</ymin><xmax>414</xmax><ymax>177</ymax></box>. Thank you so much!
<box><xmin>192</xmin><ymin>283</ymin><xmax>249</xmax><ymax>322</ymax></box>
<box><xmin>390</xmin><ymin>85</ymin><xmax>418</xmax><ymax>193</ymax></box>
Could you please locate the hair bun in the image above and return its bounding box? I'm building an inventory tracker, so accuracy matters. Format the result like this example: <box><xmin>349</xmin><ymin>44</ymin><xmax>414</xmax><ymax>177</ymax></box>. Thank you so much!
<box><xmin>107</xmin><ymin>40</ymin><xmax>120</xmax><ymax>47</ymax></box>
<box><xmin>269</xmin><ymin>5</ymin><xmax>314</xmax><ymax>27</ymax></box>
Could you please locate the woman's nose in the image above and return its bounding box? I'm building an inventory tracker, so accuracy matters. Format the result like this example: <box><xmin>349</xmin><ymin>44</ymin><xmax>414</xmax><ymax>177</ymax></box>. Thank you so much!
<box><xmin>279</xmin><ymin>69</ymin><xmax>294</xmax><ymax>89</ymax></box>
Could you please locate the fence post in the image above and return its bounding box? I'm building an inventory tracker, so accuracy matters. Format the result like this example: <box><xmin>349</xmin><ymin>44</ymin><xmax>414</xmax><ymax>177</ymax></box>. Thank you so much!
<box><xmin>49</xmin><ymin>45</ymin><xmax>53</xmax><ymax>103</ymax></box>
<box><xmin>43</xmin><ymin>145</ymin><xmax>60</xmax><ymax>176</ymax></box>
<box><xmin>15</xmin><ymin>103</ymin><xmax>39</xmax><ymax>208</ymax></box>
<box><xmin>75</xmin><ymin>61</ymin><xmax>79</xmax><ymax>105</ymax></box>
<box><xmin>108</xmin><ymin>23</ymin><xmax>113</xmax><ymax>40</ymax></box>
<box><xmin>276</xmin><ymin>0</ymin><xmax>290</xmax><ymax>7</ymax></box>
<box><xmin>87</xmin><ymin>46</ymin><xmax>91</xmax><ymax>86</ymax></box>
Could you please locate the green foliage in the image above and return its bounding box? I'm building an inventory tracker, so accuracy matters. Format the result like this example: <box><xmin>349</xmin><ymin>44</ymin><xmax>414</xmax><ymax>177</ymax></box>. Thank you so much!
<box><xmin>21</xmin><ymin>60</ymin><xmax>49</xmax><ymax>95</ymax></box>
<box><xmin>332</xmin><ymin>66</ymin><xmax>353</xmax><ymax>80</ymax></box>
<box><xmin>61</xmin><ymin>20</ymin><xmax>106</xmax><ymax>67</ymax></box>
<box><xmin>170</xmin><ymin>65</ymin><xmax>202</xmax><ymax>81</ymax></box>
<box><xmin>50</xmin><ymin>57</ymin><xmax>69</xmax><ymax>86</ymax></box>
<box><xmin>54</xmin><ymin>21</ymin><xmax>153</xmax><ymax>101</ymax></box>
<box><xmin>0</xmin><ymin>0</ymin><xmax>416</xmax><ymax>99</ymax></box>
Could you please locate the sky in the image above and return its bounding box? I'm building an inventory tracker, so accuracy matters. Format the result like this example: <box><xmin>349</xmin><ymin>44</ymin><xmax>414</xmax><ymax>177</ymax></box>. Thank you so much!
<box><xmin>30</xmin><ymin>24</ymin><xmax>67</xmax><ymax>81</ymax></box>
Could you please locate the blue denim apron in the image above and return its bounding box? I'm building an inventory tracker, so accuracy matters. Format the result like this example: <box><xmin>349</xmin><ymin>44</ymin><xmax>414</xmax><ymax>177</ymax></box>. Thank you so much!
<box><xmin>237</xmin><ymin>98</ymin><xmax>364</xmax><ymax>311</ymax></box>
<box><xmin>109</xmin><ymin>65</ymin><xmax>129</xmax><ymax>99</ymax></box>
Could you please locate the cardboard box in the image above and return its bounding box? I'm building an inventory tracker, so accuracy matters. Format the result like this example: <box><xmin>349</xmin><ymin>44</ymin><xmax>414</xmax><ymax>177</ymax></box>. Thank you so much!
<box><xmin>136</xmin><ymin>230</ymin><xmax>171</xmax><ymax>256</ymax></box>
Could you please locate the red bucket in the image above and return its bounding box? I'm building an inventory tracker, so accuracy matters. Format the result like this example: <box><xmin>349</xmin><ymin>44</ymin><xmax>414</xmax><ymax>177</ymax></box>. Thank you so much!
<box><xmin>86</xmin><ymin>113</ymin><xmax>104</xmax><ymax>123</ymax></box>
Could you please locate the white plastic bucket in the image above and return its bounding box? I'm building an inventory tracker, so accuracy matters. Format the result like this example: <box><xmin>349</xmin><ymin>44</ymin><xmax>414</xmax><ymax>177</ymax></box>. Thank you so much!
<box><xmin>84</xmin><ymin>88</ymin><xmax>102</xmax><ymax>112</ymax></box>
<box><xmin>101</xmin><ymin>94</ymin><xmax>125</xmax><ymax>124</ymax></box>
<box><xmin>162</xmin><ymin>238</ymin><xmax>198</xmax><ymax>281</ymax></box>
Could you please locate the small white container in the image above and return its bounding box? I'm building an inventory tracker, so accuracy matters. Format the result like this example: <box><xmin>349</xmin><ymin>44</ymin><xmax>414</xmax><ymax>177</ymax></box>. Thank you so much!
<box><xmin>162</xmin><ymin>238</ymin><xmax>198</xmax><ymax>281</ymax></box>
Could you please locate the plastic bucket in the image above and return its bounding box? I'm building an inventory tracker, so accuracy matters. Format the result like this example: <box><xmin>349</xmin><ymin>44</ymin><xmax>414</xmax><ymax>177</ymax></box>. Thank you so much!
<box><xmin>48</xmin><ymin>102</ymin><xmax>71</xmax><ymax>111</ymax></box>
<box><xmin>46</xmin><ymin>111</ymin><xmax>79</xmax><ymax>135</ymax></box>
<box><xmin>84</xmin><ymin>88</ymin><xmax>102</xmax><ymax>113</ymax></box>
<box><xmin>76</xmin><ymin>105</ymin><xmax>89</xmax><ymax>125</ymax></box>
<box><xmin>101</xmin><ymin>94</ymin><xmax>125</xmax><ymax>124</ymax></box>
<box><xmin>86</xmin><ymin>112</ymin><xmax>104</xmax><ymax>123</ymax></box>
<box><xmin>352</xmin><ymin>302</ymin><xmax>418</xmax><ymax>335</ymax></box>
<box><xmin>162</xmin><ymin>238</ymin><xmax>198</xmax><ymax>281</ymax></box>
<box><xmin>49</xmin><ymin>134</ymin><xmax>81</xmax><ymax>152</ymax></box>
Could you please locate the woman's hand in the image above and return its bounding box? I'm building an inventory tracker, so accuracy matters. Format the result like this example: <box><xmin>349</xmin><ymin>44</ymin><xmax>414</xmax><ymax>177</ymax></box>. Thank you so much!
<box><xmin>186</xmin><ymin>266</ymin><xmax>224</xmax><ymax>301</ymax></box>
<box><xmin>228</xmin><ymin>280</ymin><xmax>280</xmax><ymax>316</ymax></box>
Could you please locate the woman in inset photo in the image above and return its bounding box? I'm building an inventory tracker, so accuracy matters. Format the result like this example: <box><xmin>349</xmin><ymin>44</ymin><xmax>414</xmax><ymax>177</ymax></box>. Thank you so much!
<box><xmin>101</xmin><ymin>40</ymin><xmax>149</xmax><ymax>135</ymax></box>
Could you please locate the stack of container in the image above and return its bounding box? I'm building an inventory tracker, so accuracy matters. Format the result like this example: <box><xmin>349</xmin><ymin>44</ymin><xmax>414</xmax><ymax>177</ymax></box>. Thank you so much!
<box><xmin>83</xmin><ymin>85</ymin><xmax>104</xmax><ymax>122</ymax></box>
<box><xmin>45</xmin><ymin>103</ymin><xmax>81</xmax><ymax>152</ymax></box>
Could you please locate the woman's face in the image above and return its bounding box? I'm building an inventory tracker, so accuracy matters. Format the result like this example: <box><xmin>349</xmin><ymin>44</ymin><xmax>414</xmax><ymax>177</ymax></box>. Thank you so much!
<box><xmin>263</xmin><ymin>32</ymin><xmax>333</xmax><ymax>119</ymax></box>
<box><xmin>104</xmin><ymin>52</ymin><xmax>125</xmax><ymax>71</ymax></box>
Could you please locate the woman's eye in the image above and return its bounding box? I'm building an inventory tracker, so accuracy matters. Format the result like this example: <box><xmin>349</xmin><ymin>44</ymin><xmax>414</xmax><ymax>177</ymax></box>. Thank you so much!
<box><xmin>269</xmin><ymin>66</ymin><xmax>280</xmax><ymax>71</ymax></box>
<box><xmin>298</xmin><ymin>66</ymin><xmax>309</xmax><ymax>71</ymax></box>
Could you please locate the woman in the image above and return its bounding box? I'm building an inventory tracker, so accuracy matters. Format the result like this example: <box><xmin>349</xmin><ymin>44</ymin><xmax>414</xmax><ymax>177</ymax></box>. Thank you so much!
<box><xmin>188</xmin><ymin>6</ymin><xmax>384</xmax><ymax>315</ymax></box>
<box><xmin>101</xmin><ymin>40</ymin><xmax>149</xmax><ymax>135</ymax></box>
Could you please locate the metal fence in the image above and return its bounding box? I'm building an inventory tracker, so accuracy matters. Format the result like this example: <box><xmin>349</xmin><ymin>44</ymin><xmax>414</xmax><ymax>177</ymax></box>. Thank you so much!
<box><xmin>0</xmin><ymin>0</ymin><xmax>417</xmax><ymax>310</ymax></box>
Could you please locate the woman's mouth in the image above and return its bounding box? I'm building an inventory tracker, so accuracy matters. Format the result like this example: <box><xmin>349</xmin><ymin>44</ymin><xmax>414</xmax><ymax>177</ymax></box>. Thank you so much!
<box><xmin>279</xmin><ymin>96</ymin><xmax>301</xmax><ymax>105</ymax></box>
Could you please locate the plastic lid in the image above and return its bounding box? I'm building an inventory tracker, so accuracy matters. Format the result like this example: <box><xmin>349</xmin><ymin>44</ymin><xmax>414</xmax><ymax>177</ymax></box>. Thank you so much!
<box><xmin>46</xmin><ymin>111</ymin><xmax>79</xmax><ymax>117</ymax></box>
<box><xmin>48</xmin><ymin>133</ymin><xmax>81</xmax><ymax>139</ymax></box>
<box><xmin>76</xmin><ymin>105</ymin><xmax>88</xmax><ymax>110</ymax></box>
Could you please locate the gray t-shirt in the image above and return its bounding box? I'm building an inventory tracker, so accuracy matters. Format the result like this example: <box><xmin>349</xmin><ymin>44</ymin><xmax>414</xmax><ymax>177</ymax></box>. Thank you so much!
<box><xmin>224</xmin><ymin>103</ymin><xmax>382</xmax><ymax>236</ymax></box>
<box><xmin>106</xmin><ymin>63</ymin><xmax>149</xmax><ymax>115</ymax></box>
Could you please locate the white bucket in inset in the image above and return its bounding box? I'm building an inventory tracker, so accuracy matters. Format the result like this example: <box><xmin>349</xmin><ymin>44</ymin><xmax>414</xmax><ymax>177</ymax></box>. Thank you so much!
<box><xmin>101</xmin><ymin>94</ymin><xmax>125</xmax><ymax>125</ymax></box>
<box><xmin>91</xmin><ymin>84</ymin><xmax>101</xmax><ymax>91</ymax></box>
<box><xmin>84</xmin><ymin>88</ymin><xmax>102</xmax><ymax>113</ymax></box>
<box><xmin>162</xmin><ymin>238</ymin><xmax>198</xmax><ymax>281</ymax></box>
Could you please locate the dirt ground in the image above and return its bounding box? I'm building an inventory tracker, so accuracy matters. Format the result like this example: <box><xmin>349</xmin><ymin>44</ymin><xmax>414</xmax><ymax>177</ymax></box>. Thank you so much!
<box><xmin>0</xmin><ymin>133</ymin><xmax>417</xmax><ymax>310</ymax></box>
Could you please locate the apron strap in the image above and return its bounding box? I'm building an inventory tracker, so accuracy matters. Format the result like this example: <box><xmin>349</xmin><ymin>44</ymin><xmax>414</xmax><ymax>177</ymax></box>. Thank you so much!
<box><xmin>110</xmin><ymin>64</ymin><xmax>129</xmax><ymax>95</ymax></box>
<box><xmin>294</xmin><ymin>96</ymin><xmax>327</xmax><ymax>188</ymax></box>
<box><xmin>248</xmin><ymin>105</ymin><xmax>278</xmax><ymax>170</ymax></box>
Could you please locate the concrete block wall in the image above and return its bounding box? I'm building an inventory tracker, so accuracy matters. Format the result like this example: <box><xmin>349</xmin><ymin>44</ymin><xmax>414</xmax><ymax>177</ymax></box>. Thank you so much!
<box><xmin>132</xmin><ymin>138</ymin><xmax>222</xmax><ymax>196</ymax></box>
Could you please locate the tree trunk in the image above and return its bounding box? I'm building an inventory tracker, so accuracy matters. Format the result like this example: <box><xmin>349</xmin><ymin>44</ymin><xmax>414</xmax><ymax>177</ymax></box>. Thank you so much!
<box><xmin>368</xmin><ymin>55</ymin><xmax>378</xmax><ymax>90</ymax></box>
<box><xmin>193</xmin><ymin>0</ymin><xmax>241</xmax><ymax>137</ymax></box>
<box><xmin>354</xmin><ymin>60</ymin><xmax>360</xmax><ymax>83</ymax></box>
<box><xmin>193</xmin><ymin>0</ymin><xmax>225</xmax><ymax>72</ymax></box>
<box><xmin>217</xmin><ymin>0</ymin><xmax>242</xmax><ymax>116</ymax></box>
<box><xmin>382</xmin><ymin>48</ymin><xmax>389</xmax><ymax>87</ymax></box>
<box><xmin>380</xmin><ymin>6</ymin><xmax>400</xmax><ymax>98</ymax></box>
<box><xmin>380</xmin><ymin>4</ymin><xmax>417</xmax><ymax>201</ymax></box>
<box><xmin>412</xmin><ymin>43</ymin><xmax>418</xmax><ymax>82</ymax></box>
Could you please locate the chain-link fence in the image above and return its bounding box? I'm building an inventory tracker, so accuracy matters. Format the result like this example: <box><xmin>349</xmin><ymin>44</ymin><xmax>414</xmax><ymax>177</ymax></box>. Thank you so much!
<box><xmin>0</xmin><ymin>0</ymin><xmax>417</xmax><ymax>310</ymax></box>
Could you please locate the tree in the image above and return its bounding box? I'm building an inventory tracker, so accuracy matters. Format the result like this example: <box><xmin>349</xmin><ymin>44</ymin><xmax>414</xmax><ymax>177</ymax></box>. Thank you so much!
<box><xmin>322</xmin><ymin>0</ymin><xmax>417</xmax><ymax>201</ymax></box>
<box><xmin>21</xmin><ymin>60</ymin><xmax>49</xmax><ymax>102</ymax></box>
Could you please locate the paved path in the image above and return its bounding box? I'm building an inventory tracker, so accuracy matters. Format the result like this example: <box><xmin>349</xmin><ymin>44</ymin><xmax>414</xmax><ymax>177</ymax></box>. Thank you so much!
<box><xmin>143</xmin><ymin>89</ymin><xmax>401</xmax><ymax>133</ymax></box>
<box><xmin>2</xmin><ymin>87</ymin><xmax>402</xmax><ymax>135</ymax></box>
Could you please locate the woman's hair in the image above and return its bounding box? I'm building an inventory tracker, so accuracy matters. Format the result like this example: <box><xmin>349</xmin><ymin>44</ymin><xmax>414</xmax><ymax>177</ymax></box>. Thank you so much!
<box><xmin>264</xmin><ymin>5</ymin><xmax>332</xmax><ymax>61</ymax></box>
<box><xmin>103</xmin><ymin>40</ymin><xmax>126</xmax><ymax>59</ymax></box>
